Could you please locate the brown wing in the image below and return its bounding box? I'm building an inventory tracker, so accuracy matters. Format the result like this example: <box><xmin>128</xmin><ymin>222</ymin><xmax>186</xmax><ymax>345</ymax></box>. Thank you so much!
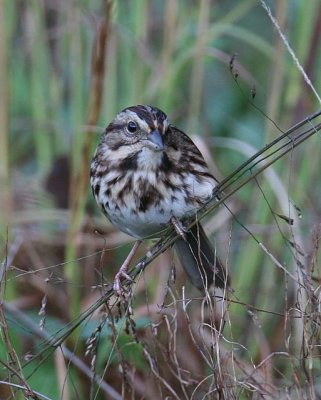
<box><xmin>164</xmin><ymin>126</ymin><xmax>218</xmax><ymax>183</ymax></box>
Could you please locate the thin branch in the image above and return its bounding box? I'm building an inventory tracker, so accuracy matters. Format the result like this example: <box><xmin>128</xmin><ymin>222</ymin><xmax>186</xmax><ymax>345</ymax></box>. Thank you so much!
<box><xmin>3</xmin><ymin>303</ymin><xmax>122</xmax><ymax>400</ymax></box>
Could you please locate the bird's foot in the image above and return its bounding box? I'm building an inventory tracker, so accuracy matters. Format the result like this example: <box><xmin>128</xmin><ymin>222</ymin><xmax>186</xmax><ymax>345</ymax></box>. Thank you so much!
<box><xmin>171</xmin><ymin>216</ymin><xmax>187</xmax><ymax>240</ymax></box>
<box><xmin>113</xmin><ymin>240</ymin><xmax>142</xmax><ymax>296</ymax></box>
<box><xmin>113</xmin><ymin>269</ymin><xmax>133</xmax><ymax>296</ymax></box>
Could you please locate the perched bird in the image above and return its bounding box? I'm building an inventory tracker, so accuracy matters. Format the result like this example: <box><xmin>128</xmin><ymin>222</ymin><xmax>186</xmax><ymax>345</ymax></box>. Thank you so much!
<box><xmin>90</xmin><ymin>105</ymin><xmax>228</xmax><ymax>293</ymax></box>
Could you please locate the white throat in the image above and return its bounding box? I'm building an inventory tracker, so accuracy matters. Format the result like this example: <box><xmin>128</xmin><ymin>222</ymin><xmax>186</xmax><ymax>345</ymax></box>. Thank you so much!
<box><xmin>137</xmin><ymin>147</ymin><xmax>164</xmax><ymax>170</ymax></box>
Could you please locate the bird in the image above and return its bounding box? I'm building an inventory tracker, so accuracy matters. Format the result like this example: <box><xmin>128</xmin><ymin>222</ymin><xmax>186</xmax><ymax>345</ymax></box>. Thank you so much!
<box><xmin>90</xmin><ymin>105</ymin><xmax>228</xmax><ymax>294</ymax></box>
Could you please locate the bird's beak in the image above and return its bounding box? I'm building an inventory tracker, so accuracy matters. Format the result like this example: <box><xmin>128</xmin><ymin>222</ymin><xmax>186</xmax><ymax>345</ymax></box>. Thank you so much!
<box><xmin>147</xmin><ymin>129</ymin><xmax>165</xmax><ymax>151</ymax></box>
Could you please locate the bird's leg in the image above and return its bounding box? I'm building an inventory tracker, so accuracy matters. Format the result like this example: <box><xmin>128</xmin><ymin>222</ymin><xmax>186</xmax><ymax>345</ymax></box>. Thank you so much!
<box><xmin>113</xmin><ymin>240</ymin><xmax>142</xmax><ymax>295</ymax></box>
<box><xmin>170</xmin><ymin>217</ymin><xmax>187</xmax><ymax>241</ymax></box>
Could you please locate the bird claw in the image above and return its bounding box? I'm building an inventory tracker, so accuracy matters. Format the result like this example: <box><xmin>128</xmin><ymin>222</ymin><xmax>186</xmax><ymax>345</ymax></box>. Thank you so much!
<box><xmin>171</xmin><ymin>217</ymin><xmax>187</xmax><ymax>240</ymax></box>
<box><xmin>112</xmin><ymin>240</ymin><xmax>142</xmax><ymax>296</ymax></box>
<box><xmin>113</xmin><ymin>270</ymin><xmax>134</xmax><ymax>296</ymax></box>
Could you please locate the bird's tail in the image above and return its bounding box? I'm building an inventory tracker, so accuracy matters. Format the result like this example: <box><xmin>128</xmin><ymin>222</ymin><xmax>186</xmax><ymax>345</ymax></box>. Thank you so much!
<box><xmin>174</xmin><ymin>222</ymin><xmax>229</xmax><ymax>290</ymax></box>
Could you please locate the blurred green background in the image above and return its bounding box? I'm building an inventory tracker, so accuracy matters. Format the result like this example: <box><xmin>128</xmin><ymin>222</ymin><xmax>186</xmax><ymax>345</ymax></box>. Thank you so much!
<box><xmin>1</xmin><ymin>0</ymin><xmax>321</xmax><ymax>399</ymax></box>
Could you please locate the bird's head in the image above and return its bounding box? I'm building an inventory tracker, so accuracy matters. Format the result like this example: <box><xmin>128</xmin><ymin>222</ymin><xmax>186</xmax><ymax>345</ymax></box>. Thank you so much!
<box><xmin>104</xmin><ymin>105</ymin><xmax>170</xmax><ymax>153</ymax></box>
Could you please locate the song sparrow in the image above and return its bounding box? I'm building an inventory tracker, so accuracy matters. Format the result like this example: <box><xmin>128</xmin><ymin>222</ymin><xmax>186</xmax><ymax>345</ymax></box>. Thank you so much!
<box><xmin>90</xmin><ymin>105</ymin><xmax>228</xmax><ymax>293</ymax></box>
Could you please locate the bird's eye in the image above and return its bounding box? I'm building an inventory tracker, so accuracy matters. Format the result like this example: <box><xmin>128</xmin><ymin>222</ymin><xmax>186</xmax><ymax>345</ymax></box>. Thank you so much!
<box><xmin>126</xmin><ymin>121</ymin><xmax>137</xmax><ymax>134</ymax></box>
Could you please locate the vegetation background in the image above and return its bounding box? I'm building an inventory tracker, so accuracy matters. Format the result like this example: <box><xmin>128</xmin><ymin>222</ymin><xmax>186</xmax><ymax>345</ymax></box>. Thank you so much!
<box><xmin>0</xmin><ymin>0</ymin><xmax>321</xmax><ymax>399</ymax></box>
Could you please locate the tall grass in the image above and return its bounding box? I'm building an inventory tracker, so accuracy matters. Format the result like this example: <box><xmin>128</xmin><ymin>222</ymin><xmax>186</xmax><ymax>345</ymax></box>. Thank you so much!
<box><xmin>1</xmin><ymin>0</ymin><xmax>321</xmax><ymax>399</ymax></box>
